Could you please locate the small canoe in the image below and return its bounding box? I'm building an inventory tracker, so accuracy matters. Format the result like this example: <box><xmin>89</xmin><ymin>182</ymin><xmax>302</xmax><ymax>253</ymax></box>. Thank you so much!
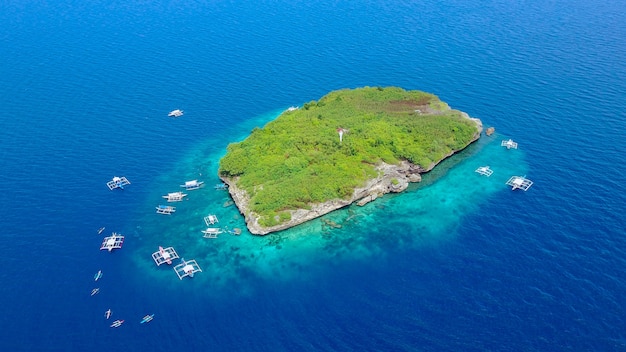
<box><xmin>140</xmin><ymin>314</ymin><xmax>154</xmax><ymax>324</ymax></box>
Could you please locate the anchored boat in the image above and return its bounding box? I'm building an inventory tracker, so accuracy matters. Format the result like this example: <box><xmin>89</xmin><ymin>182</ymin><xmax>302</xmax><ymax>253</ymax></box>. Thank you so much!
<box><xmin>106</xmin><ymin>176</ymin><xmax>131</xmax><ymax>190</ymax></box>
<box><xmin>162</xmin><ymin>191</ymin><xmax>187</xmax><ymax>202</ymax></box>
<box><xmin>180</xmin><ymin>179</ymin><xmax>204</xmax><ymax>190</ymax></box>
<box><xmin>152</xmin><ymin>246</ymin><xmax>179</xmax><ymax>266</ymax></box>
<box><xmin>174</xmin><ymin>258</ymin><xmax>202</xmax><ymax>280</ymax></box>
<box><xmin>100</xmin><ymin>232</ymin><xmax>125</xmax><ymax>252</ymax></box>
<box><xmin>506</xmin><ymin>175</ymin><xmax>533</xmax><ymax>191</ymax></box>
<box><xmin>156</xmin><ymin>205</ymin><xmax>176</xmax><ymax>215</ymax></box>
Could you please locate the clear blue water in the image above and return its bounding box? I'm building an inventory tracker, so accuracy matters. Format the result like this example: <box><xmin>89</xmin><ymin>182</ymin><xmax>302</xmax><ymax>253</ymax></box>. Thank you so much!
<box><xmin>1</xmin><ymin>0</ymin><xmax>625</xmax><ymax>350</ymax></box>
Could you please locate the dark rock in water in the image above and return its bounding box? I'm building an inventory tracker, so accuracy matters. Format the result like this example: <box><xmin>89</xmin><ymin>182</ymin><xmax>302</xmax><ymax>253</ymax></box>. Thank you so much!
<box><xmin>322</xmin><ymin>218</ymin><xmax>342</xmax><ymax>229</ymax></box>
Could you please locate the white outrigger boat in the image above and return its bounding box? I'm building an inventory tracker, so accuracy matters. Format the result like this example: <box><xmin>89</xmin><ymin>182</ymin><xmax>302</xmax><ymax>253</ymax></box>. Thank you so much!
<box><xmin>204</xmin><ymin>214</ymin><xmax>219</xmax><ymax>225</ymax></box>
<box><xmin>475</xmin><ymin>166</ymin><xmax>493</xmax><ymax>177</ymax></box>
<box><xmin>100</xmin><ymin>232</ymin><xmax>125</xmax><ymax>252</ymax></box>
<box><xmin>91</xmin><ymin>288</ymin><xmax>100</xmax><ymax>296</ymax></box>
<box><xmin>152</xmin><ymin>246</ymin><xmax>179</xmax><ymax>266</ymax></box>
<box><xmin>202</xmin><ymin>227</ymin><xmax>223</xmax><ymax>238</ymax></box>
<box><xmin>105</xmin><ymin>309</ymin><xmax>112</xmax><ymax>319</ymax></box>
<box><xmin>174</xmin><ymin>258</ymin><xmax>202</xmax><ymax>280</ymax></box>
<box><xmin>156</xmin><ymin>205</ymin><xmax>176</xmax><ymax>215</ymax></box>
<box><xmin>506</xmin><ymin>175</ymin><xmax>533</xmax><ymax>191</ymax></box>
<box><xmin>501</xmin><ymin>139</ymin><xmax>518</xmax><ymax>149</ymax></box>
<box><xmin>162</xmin><ymin>191</ymin><xmax>187</xmax><ymax>202</ymax></box>
<box><xmin>180</xmin><ymin>179</ymin><xmax>204</xmax><ymax>190</ymax></box>
<box><xmin>110</xmin><ymin>319</ymin><xmax>124</xmax><ymax>328</ymax></box>
<box><xmin>106</xmin><ymin>176</ymin><xmax>131</xmax><ymax>190</ymax></box>
<box><xmin>168</xmin><ymin>109</ymin><xmax>183</xmax><ymax>117</ymax></box>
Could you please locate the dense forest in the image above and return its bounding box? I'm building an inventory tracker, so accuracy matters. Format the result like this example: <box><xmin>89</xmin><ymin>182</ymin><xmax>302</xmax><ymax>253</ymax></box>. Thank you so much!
<box><xmin>219</xmin><ymin>87</ymin><xmax>479</xmax><ymax>227</ymax></box>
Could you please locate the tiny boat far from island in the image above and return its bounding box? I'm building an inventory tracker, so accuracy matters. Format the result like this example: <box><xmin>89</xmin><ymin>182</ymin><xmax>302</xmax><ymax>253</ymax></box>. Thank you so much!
<box><xmin>94</xmin><ymin>270</ymin><xmax>102</xmax><ymax>281</ymax></box>
<box><xmin>140</xmin><ymin>314</ymin><xmax>154</xmax><ymax>324</ymax></box>
<box><xmin>91</xmin><ymin>288</ymin><xmax>100</xmax><ymax>296</ymax></box>
<box><xmin>100</xmin><ymin>232</ymin><xmax>125</xmax><ymax>252</ymax></box>
<box><xmin>105</xmin><ymin>309</ymin><xmax>112</xmax><ymax>319</ymax></box>
<box><xmin>110</xmin><ymin>319</ymin><xmax>124</xmax><ymax>328</ymax></box>
<box><xmin>168</xmin><ymin>109</ymin><xmax>183</xmax><ymax>117</ymax></box>
<box><xmin>106</xmin><ymin>176</ymin><xmax>131</xmax><ymax>190</ymax></box>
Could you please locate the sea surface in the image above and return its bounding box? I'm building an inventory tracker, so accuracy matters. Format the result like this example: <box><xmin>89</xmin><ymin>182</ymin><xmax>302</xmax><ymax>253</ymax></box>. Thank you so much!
<box><xmin>1</xmin><ymin>0</ymin><xmax>625</xmax><ymax>351</ymax></box>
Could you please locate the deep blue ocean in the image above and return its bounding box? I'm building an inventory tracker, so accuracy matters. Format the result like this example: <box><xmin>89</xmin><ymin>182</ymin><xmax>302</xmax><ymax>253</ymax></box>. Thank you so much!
<box><xmin>1</xmin><ymin>0</ymin><xmax>625</xmax><ymax>351</ymax></box>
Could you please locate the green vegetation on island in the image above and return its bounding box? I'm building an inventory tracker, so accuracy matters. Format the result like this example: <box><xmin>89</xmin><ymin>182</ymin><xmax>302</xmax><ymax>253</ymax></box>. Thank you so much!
<box><xmin>219</xmin><ymin>86</ymin><xmax>480</xmax><ymax>228</ymax></box>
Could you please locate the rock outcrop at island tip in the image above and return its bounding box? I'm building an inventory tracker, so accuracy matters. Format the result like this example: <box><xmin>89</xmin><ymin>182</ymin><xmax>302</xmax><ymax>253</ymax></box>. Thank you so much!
<box><xmin>219</xmin><ymin>87</ymin><xmax>482</xmax><ymax>235</ymax></box>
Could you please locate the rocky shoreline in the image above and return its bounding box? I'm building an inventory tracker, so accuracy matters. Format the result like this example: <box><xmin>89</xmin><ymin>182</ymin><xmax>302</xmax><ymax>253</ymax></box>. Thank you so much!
<box><xmin>220</xmin><ymin>115</ymin><xmax>483</xmax><ymax>235</ymax></box>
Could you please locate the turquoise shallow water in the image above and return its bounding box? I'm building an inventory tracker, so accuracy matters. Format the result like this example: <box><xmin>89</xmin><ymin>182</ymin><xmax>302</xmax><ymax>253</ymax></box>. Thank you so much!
<box><xmin>1</xmin><ymin>0</ymin><xmax>625</xmax><ymax>351</ymax></box>
<box><xmin>129</xmin><ymin>112</ymin><xmax>528</xmax><ymax>291</ymax></box>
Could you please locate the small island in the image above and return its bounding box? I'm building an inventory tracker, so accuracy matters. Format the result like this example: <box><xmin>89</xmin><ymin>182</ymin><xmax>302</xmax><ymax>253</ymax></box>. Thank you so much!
<box><xmin>219</xmin><ymin>87</ymin><xmax>482</xmax><ymax>235</ymax></box>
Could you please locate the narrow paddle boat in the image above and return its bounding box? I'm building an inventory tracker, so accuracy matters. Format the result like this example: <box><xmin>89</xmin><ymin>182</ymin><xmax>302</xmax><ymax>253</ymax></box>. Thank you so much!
<box><xmin>140</xmin><ymin>314</ymin><xmax>154</xmax><ymax>324</ymax></box>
